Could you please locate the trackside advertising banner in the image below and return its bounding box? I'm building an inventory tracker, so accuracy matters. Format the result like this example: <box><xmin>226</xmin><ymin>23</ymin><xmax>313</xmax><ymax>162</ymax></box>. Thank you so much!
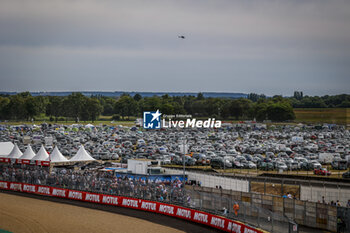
<box><xmin>0</xmin><ymin>181</ymin><xmax>263</xmax><ymax>233</ymax></box>
<box><xmin>0</xmin><ymin>159</ymin><xmax>50</xmax><ymax>166</ymax></box>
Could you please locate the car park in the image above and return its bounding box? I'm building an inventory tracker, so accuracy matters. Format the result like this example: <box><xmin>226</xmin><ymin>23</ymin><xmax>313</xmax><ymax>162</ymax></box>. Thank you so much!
<box><xmin>0</xmin><ymin>122</ymin><xmax>349</xmax><ymax>174</ymax></box>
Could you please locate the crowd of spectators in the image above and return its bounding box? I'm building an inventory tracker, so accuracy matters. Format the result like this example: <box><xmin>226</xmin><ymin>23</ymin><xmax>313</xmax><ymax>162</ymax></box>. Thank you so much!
<box><xmin>0</xmin><ymin>164</ymin><xmax>189</xmax><ymax>204</ymax></box>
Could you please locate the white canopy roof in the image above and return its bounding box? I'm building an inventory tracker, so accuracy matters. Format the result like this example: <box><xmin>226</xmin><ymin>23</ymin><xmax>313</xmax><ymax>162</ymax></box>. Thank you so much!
<box><xmin>0</xmin><ymin>142</ymin><xmax>14</xmax><ymax>158</ymax></box>
<box><xmin>7</xmin><ymin>143</ymin><xmax>23</xmax><ymax>159</ymax></box>
<box><xmin>69</xmin><ymin>145</ymin><xmax>95</xmax><ymax>162</ymax></box>
<box><xmin>50</xmin><ymin>146</ymin><xmax>68</xmax><ymax>162</ymax></box>
<box><xmin>85</xmin><ymin>123</ymin><xmax>94</xmax><ymax>128</ymax></box>
<box><xmin>20</xmin><ymin>145</ymin><xmax>36</xmax><ymax>160</ymax></box>
<box><xmin>31</xmin><ymin>145</ymin><xmax>49</xmax><ymax>161</ymax></box>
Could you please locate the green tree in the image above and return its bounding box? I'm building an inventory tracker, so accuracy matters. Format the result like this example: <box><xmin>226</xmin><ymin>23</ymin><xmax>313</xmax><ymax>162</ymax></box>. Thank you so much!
<box><xmin>114</xmin><ymin>95</ymin><xmax>138</xmax><ymax>119</ymax></box>
<box><xmin>160</xmin><ymin>103</ymin><xmax>174</xmax><ymax>115</ymax></box>
<box><xmin>133</xmin><ymin>93</ymin><xmax>142</xmax><ymax>101</ymax></box>
<box><xmin>7</xmin><ymin>95</ymin><xmax>26</xmax><ymax>120</ymax></box>
<box><xmin>81</xmin><ymin>98</ymin><xmax>102</xmax><ymax>122</ymax></box>
<box><xmin>64</xmin><ymin>92</ymin><xmax>86</xmax><ymax>122</ymax></box>
<box><xmin>24</xmin><ymin>96</ymin><xmax>39</xmax><ymax>120</ymax></box>
<box><xmin>46</xmin><ymin>96</ymin><xmax>63</xmax><ymax>122</ymax></box>
<box><xmin>0</xmin><ymin>97</ymin><xmax>10</xmax><ymax>120</ymax></box>
<box><xmin>197</xmin><ymin>93</ymin><xmax>204</xmax><ymax>100</ymax></box>
<box><xmin>266</xmin><ymin>102</ymin><xmax>295</xmax><ymax>121</ymax></box>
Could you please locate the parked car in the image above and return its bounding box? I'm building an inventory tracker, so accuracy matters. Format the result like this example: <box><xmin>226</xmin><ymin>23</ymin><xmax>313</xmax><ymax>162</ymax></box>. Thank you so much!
<box><xmin>314</xmin><ymin>168</ymin><xmax>331</xmax><ymax>176</ymax></box>
<box><xmin>342</xmin><ymin>171</ymin><xmax>350</xmax><ymax>179</ymax></box>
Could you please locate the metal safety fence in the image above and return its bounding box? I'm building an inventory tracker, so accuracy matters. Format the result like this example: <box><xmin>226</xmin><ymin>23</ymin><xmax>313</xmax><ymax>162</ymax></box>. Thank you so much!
<box><xmin>185</xmin><ymin>188</ymin><xmax>296</xmax><ymax>233</ymax></box>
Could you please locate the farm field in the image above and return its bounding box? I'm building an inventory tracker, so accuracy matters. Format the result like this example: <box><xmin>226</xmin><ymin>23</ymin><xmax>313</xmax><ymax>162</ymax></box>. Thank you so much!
<box><xmin>294</xmin><ymin>108</ymin><xmax>349</xmax><ymax>125</ymax></box>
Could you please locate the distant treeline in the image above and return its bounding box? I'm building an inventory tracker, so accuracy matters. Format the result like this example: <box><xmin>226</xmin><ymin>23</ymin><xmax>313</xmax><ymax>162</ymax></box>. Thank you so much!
<box><xmin>247</xmin><ymin>92</ymin><xmax>350</xmax><ymax>108</ymax></box>
<box><xmin>0</xmin><ymin>92</ymin><xmax>348</xmax><ymax>122</ymax></box>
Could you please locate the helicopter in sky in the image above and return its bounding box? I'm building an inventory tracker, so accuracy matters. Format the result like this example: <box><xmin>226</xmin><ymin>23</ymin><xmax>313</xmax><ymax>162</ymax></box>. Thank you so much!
<box><xmin>178</xmin><ymin>35</ymin><xmax>185</xmax><ymax>39</ymax></box>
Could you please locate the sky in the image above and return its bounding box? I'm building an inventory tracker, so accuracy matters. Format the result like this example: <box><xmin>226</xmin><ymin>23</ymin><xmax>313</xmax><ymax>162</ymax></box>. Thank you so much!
<box><xmin>0</xmin><ymin>0</ymin><xmax>349</xmax><ymax>96</ymax></box>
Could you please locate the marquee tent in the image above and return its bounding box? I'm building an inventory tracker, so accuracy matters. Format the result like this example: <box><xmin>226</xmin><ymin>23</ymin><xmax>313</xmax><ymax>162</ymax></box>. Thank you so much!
<box><xmin>69</xmin><ymin>145</ymin><xmax>95</xmax><ymax>162</ymax></box>
<box><xmin>50</xmin><ymin>146</ymin><xmax>69</xmax><ymax>162</ymax></box>
<box><xmin>0</xmin><ymin>142</ymin><xmax>14</xmax><ymax>158</ymax></box>
<box><xmin>7</xmin><ymin>143</ymin><xmax>23</xmax><ymax>159</ymax></box>
<box><xmin>31</xmin><ymin>145</ymin><xmax>49</xmax><ymax>161</ymax></box>
<box><xmin>19</xmin><ymin>144</ymin><xmax>36</xmax><ymax>160</ymax></box>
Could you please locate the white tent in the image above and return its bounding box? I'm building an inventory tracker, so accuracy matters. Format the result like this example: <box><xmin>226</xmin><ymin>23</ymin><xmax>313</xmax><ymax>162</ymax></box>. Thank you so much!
<box><xmin>69</xmin><ymin>145</ymin><xmax>95</xmax><ymax>162</ymax></box>
<box><xmin>7</xmin><ymin>143</ymin><xmax>23</xmax><ymax>159</ymax></box>
<box><xmin>31</xmin><ymin>145</ymin><xmax>49</xmax><ymax>161</ymax></box>
<box><xmin>0</xmin><ymin>142</ymin><xmax>14</xmax><ymax>158</ymax></box>
<box><xmin>19</xmin><ymin>145</ymin><xmax>36</xmax><ymax>160</ymax></box>
<box><xmin>50</xmin><ymin>146</ymin><xmax>68</xmax><ymax>162</ymax></box>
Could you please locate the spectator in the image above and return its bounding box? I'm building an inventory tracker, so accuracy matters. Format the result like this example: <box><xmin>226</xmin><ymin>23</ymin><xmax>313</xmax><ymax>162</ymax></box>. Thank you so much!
<box><xmin>233</xmin><ymin>202</ymin><xmax>240</xmax><ymax>216</ymax></box>
<box><xmin>223</xmin><ymin>207</ymin><xmax>227</xmax><ymax>216</ymax></box>
<box><xmin>336</xmin><ymin>200</ymin><xmax>341</xmax><ymax>207</ymax></box>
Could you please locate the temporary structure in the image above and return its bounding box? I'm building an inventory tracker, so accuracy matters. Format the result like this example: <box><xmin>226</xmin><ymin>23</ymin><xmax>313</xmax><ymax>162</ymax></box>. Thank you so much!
<box><xmin>31</xmin><ymin>145</ymin><xmax>49</xmax><ymax>161</ymax></box>
<box><xmin>19</xmin><ymin>144</ymin><xmax>36</xmax><ymax>160</ymax></box>
<box><xmin>0</xmin><ymin>142</ymin><xmax>14</xmax><ymax>158</ymax></box>
<box><xmin>50</xmin><ymin>146</ymin><xmax>68</xmax><ymax>162</ymax></box>
<box><xmin>7</xmin><ymin>143</ymin><xmax>23</xmax><ymax>159</ymax></box>
<box><xmin>69</xmin><ymin>145</ymin><xmax>95</xmax><ymax>162</ymax></box>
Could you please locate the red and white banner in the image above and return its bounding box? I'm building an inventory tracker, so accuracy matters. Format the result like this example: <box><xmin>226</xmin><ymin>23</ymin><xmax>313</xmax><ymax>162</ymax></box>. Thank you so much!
<box><xmin>0</xmin><ymin>158</ymin><xmax>9</xmax><ymax>163</ymax></box>
<box><xmin>0</xmin><ymin>159</ymin><xmax>50</xmax><ymax>166</ymax></box>
<box><xmin>0</xmin><ymin>181</ymin><xmax>263</xmax><ymax>233</ymax></box>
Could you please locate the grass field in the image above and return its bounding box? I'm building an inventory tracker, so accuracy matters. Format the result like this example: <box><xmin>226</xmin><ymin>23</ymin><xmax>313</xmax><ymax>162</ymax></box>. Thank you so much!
<box><xmin>294</xmin><ymin>108</ymin><xmax>349</xmax><ymax>125</ymax></box>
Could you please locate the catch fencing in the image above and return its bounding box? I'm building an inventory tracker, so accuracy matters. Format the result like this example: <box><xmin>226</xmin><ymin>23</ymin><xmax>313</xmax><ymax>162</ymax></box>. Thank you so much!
<box><xmin>192</xmin><ymin>186</ymin><xmax>340</xmax><ymax>232</ymax></box>
<box><xmin>187</xmin><ymin>187</ymin><xmax>297</xmax><ymax>233</ymax></box>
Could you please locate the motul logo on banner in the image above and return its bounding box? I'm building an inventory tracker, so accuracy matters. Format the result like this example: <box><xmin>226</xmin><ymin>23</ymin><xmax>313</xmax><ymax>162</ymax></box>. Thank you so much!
<box><xmin>85</xmin><ymin>193</ymin><xmax>100</xmax><ymax>203</ymax></box>
<box><xmin>122</xmin><ymin>199</ymin><xmax>139</xmax><ymax>208</ymax></box>
<box><xmin>68</xmin><ymin>191</ymin><xmax>83</xmax><ymax>200</ymax></box>
<box><xmin>159</xmin><ymin>204</ymin><xmax>174</xmax><ymax>215</ymax></box>
<box><xmin>176</xmin><ymin>208</ymin><xmax>191</xmax><ymax>219</ymax></box>
<box><xmin>10</xmin><ymin>183</ymin><xmax>22</xmax><ymax>191</ymax></box>
<box><xmin>102</xmin><ymin>195</ymin><xmax>118</xmax><ymax>205</ymax></box>
<box><xmin>141</xmin><ymin>201</ymin><xmax>157</xmax><ymax>211</ymax></box>
<box><xmin>193</xmin><ymin>212</ymin><xmax>208</xmax><ymax>223</ymax></box>
<box><xmin>210</xmin><ymin>217</ymin><xmax>225</xmax><ymax>229</ymax></box>
<box><xmin>52</xmin><ymin>189</ymin><xmax>66</xmax><ymax>197</ymax></box>
<box><xmin>228</xmin><ymin>222</ymin><xmax>242</xmax><ymax>233</ymax></box>
<box><xmin>38</xmin><ymin>186</ymin><xmax>51</xmax><ymax>195</ymax></box>
<box><xmin>0</xmin><ymin>182</ymin><xmax>8</xmax><ymax>189</ymax></box>
<box><xmin>23</xmin><ymin>184</ymin><xmax>36</xmax><ymax>192</ymax></box>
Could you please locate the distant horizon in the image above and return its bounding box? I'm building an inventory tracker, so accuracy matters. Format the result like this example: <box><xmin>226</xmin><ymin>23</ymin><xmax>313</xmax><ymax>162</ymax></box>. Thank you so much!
<box><xmin>0</xmin><ymin>90</ymin><xmax>349</xmax><ymax>98</ymax></box>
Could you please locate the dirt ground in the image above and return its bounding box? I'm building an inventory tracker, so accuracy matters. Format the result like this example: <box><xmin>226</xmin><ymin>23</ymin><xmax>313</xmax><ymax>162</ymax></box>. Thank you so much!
<box><xmin>0</xmin><ymin>193</ymin><xmax>185</xmax><ymax>233</ymax></box>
